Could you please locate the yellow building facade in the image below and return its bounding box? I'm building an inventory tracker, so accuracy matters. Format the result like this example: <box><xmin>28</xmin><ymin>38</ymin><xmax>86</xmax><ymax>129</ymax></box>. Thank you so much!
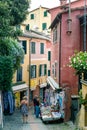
<box><xmin>77</xmin><ymin>80</ymin><xmax>87</xmax><ymax>130</ymax></box>
<box><xmin>12</xmin><ymin>30</ymin><xmax>51</xmax><ymax>107</ymax></box>
<box><xmin>24</xmin><ymin>6</ymin><xmax>51</xmax><ymax>33</ymax></box>
<box><xmin>12</xmin><ymin>5</ymin><xmax>51</xmax><ymax>107</ymax></box>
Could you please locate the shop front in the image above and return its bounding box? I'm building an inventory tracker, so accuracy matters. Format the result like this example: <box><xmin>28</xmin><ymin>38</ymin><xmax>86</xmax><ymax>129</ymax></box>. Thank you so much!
<box><xmin>12</xmin><ymin>83</ymin><xmax>29</xmax><ymax>108</ymax></box>
<box><xmin>40</xmin><ymin>76</ymin><xmax>65</xmax><ymax>123</ymax></box>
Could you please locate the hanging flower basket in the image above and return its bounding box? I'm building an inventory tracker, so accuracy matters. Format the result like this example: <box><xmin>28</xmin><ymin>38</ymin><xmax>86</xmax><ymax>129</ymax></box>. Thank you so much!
<box><xmin>68</xmin><ymin>51</ymin><xmax>87</xmax><ymax>75</ymax></box>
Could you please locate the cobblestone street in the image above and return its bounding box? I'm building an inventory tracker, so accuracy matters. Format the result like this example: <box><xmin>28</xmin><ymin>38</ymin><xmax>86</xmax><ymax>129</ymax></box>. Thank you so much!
<box><xmin>0</xmin><ymin>107</ymin><xmax>77</xmax><ymax>130</ymax></box>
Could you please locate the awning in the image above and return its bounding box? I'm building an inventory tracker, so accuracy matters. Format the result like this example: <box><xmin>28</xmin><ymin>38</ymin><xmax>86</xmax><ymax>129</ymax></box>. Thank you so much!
<box><xmin>40</xmin><ymin>83</ymin><xmax>47</xmax><ymax>88</ymax></box>
<box><xmin>12</xmin><ymin>84</ymin><xmax>29</xmax><ymax>92</ymax></box>
<box><xmin>47</xmin><ymin>76</ymin><xmax>59</xmax><ymax>90</ymax></box>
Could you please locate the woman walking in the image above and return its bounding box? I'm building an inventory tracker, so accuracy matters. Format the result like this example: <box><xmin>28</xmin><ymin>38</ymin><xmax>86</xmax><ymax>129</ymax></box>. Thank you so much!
<box><xmin>20</xmin><ymin>96</ymin><xmax>29</xmax><ymax>123</ymax></box>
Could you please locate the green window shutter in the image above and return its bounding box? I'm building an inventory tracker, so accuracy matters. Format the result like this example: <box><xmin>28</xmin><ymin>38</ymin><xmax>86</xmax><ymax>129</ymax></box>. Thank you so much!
<box><xmin>30</xmin><ymin>65</ymin><xmax>32</xmax><ymax>78</ymax></box>
<box><xmin>48</xmin><ymin>51</ymin><xmax>51</xmax><ymax>61</ymax></box>
<box><xmin>42</xmin><ymin>23</ymin><xmax>47</xmax><ymax>30</ymax></box>
<box><xmin>39</xmin><ymin>65</ymin><xmax>41</xmax><ymax>76</ymax></box>
<box><xmin>44</xmin><ymin>11</ymin><xmax>47</xmax><ymax>17</ymax></box>
<box><xmin>31</xmin><ymin>14</ymin><xmax>34</xmax><ymax>19</ymax></box>
<box><xmin>22</xmin><ymin>41</ymin><xmax>27</xmax><ymax>54</ymax></box>
<box><xmin>26</xmin><ymin>24</ymin><xmax>30</xmax><ymax>30</ymax></box>
<box><xmin>44</xmin><ymin>64</ymin><xmax>47</xmax><ymax>75</ymax></box>
<box><xmin>40</xmin><ymin>43</ymin><xmax>44</xmax><ymax>54</ymax></box>
<box><xmin>31</xmin><ymin>42</ymin><xmax>35</xmax><ymax>54</ymax></box>
<box><xmin>48</xmin><ymin>70</ymin><xmax>50</xmax><ymax>76</ymax></box>
<box><xmin>17</xmin><ymin>67</ymin><xmax>22</xmax><ymax>81</ymax></box>
<box><xmin>35</xmin><ymin>65</ymin><xmax>36</xmax><ymax>78</ymax></box>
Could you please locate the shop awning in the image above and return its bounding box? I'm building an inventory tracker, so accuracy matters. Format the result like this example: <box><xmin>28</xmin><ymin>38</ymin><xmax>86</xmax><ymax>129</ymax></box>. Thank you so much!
<box><xmin>40</xmin><ymin>83</ymin><xmax>47</xmax><ymax>88</ymax></box>
<box><xmin>47</xmin><ymin>76</ymin><xmax>59</xmax><ymax>90</ymax></box>
<box><xmin>12</xmin><ymin>84</ymin><xmax>29</xmax><ymax>92</ymax></box>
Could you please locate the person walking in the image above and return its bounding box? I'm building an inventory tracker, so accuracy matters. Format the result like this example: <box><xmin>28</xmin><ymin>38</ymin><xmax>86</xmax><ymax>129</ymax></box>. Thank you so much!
<box><xmin>33</xmin><ymin>95</ymin><xmax>38</xmax><ymax>115</ymax></box>
<box><xmin>35</xmin><ymin>97</ymin><xmax>40</xmax><ymax>118</ymax></box>
<box><xmin>20</xmin><ymin>96</ymin><xmax>29</xmax><ymax>123</ymax></box>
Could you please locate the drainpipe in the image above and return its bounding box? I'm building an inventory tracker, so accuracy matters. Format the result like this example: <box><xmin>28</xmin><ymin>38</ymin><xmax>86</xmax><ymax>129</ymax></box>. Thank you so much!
<box><xmin>59</xmin><ymin>17</ymin><xmax>62</xmax><ymax>86</ymax></box>
<box><xmin>83</xmin><ymin>0</ymin><xmax>86</xmax><ymax>81</ymax></box>
<box><xmin>29</xmin><ymin>38</ymin><xmax>32</xmax><ymax>106</ymax></box>
<box><xmin>83</xmin><ymin>0</ymin><xmax>86</xmax><ymax>52</ymax></box>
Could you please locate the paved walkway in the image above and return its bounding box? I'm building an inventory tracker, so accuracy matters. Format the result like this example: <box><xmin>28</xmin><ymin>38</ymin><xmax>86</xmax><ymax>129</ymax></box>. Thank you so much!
<box><xmin>0</xmin><ymin>107</ymin><xmax>48</xmax><ymax>130</ymax></box>
<box><xmin>0</xmin><ymin>107</ymin><xmax>77</xmax><ymax>130</ymax></box>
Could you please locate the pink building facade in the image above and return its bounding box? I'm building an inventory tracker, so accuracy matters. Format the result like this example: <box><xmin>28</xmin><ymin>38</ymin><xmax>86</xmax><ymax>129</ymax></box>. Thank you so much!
<box><xmin>49</xmin><ymin>0</ymin><xmax>87</xmax><ymax>121</ymax></box>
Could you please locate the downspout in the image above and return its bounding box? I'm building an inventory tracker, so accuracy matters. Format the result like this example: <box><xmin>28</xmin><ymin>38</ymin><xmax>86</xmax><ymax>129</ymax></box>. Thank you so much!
<box><xmin>83</xmin><ymin>0</ymin><xmax>86</xmax><ymax>51</ymax></box>
<box><xmin>59</xmin><ymin>16</ymin><xmax>62</xmax><ymax>86</ymax></box>
<box><xmin>29</xmin><ymin>38</ymin><xmax>32</xmax><ymax>106</ymax></box>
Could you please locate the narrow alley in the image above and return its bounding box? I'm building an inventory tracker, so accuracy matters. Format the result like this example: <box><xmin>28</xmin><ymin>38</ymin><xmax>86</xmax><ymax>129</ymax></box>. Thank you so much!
<box><xmin>1</xmin><ymin>107</ymin><xmax>76</xmax><ymax>130</ymax></box>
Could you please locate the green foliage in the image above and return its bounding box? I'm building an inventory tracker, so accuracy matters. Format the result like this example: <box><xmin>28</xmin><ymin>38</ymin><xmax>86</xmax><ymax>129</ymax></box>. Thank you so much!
<box><xmin>0</xmin><ymin>0</ymin><xmax>30</xmax><ymax>37</ymax></box>
<box><xmin>0</xmin><ymin>56</ymin><xmax>13</xmax><ymax>91</ymax></box>
<box><xmin>0</xmin><ymin>0</ymin><xmax>30</xmax><ymax>91</ymax></box>
<box><xmin>68</xmin><ymin>51</ymin><xmax>87</xmax><ymax>75</ymax></box>
<box><xmin>0</xmin><ymin>37</ymin><xmax>24</xmax><ymax>72</ymax></box>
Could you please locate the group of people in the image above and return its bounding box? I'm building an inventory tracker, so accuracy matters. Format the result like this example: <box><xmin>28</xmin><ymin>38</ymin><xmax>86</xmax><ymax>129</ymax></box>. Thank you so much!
<box><xmin>20</xmin><ymin>95</ymin><xmax>40</xmax><ymax>123</ymax></box>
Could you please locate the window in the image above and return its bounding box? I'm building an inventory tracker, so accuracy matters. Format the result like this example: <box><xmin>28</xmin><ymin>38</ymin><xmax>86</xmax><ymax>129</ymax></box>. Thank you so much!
<box><xmin>44</xmin><ymin>64</ymin><xmax>47</xmax><ymax>75</ymax></box>
<box><xmin>48</xmin><ymin>70</ymin><xmax>50</xmax><ymax>76</ymax></box>
<box><xmin>18</xmin><ymin>40</ymin><xmax>24</xmax><ymax>63</ymax></box>
<box><xmin>26</xmin><ymin>24</ymin><xmax>30</xmax><ymax>31</ymax></box>
<box><xmin>52</xmin><ymin>64</ymin><xmax>54</xmax><ymax>75</ymax></box>
<box><xmin>39</xmin><ymin>64</ymin><xmax>47</xmax><ymax>76</ymax></box>
<box><xmin>44</xmin><ymin>11</ymin><xmax>47</xmax><ymax>17</ymax></box>
<box><xmin>22</xmin><ymin>41</ymin><xmax>27</xmax><ymax>54</ymax></box>
<box><xmin>42</xmin><ymin>23</ymin><xmax>47</xmax><ymax>30</ymax></box>
<box><xmin>17</xmin><ymin>67</ymin><xmax>22</xmax><ymax>82</ymax></box>
<box><xmin>48</xmin><ymin>51</ymin><xmax>51</xmax><ymax>61</ymax></box>
<box><xmin>40</xmin><ymin>43</ymin><xmax>44</xmax><ymax>54</ymax></box>
<box><xmin>52</xmin><ymin>62</ymin><xmax>57</xmax><ymax>78</ymax></box>
<box><xmin>30</xmin><ymin>14</ymin><xmax>34</xmax><ymax>19</ymax></box>
<box><xmin>30</xmin><ymin>65</ymin><xmax>36</xmax><ymax>78</ymax></box>
<box><xmin>31</xmin><ymin>42</ymin><xmax>36</xmax><ymax>54</ymax></box>
<box><xmin>53</xmin><ymin>26</ymin><xmax>57</xmax><ymax>43</ymax></box>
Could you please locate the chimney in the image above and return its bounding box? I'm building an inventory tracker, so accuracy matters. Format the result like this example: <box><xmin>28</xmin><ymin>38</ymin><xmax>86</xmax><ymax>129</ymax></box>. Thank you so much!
<box><xmin>59</xmin><ymin>0</ymin><xmax>67</xmax><ymax>6</ymax></box>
